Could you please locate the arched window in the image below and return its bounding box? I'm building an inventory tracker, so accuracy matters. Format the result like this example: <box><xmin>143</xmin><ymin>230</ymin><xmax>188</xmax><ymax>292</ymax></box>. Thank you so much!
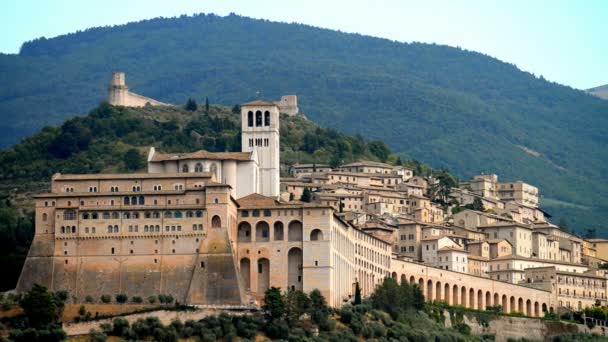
<box><xmin>274</xmin><ymin>222</ymin><xmax>284</xmax><ymax>240</ymax></box>
<box><xmin>63</xmin><ymin>210</ymin><xmax>76</xmax><ymax>221</ymax></box>
<box><xmin>131</xmin><ymin>196</ymin><xmax>137</xmax><ymax>205</ymax></box>
<box><xmin>195</xmin><ymin>210</ymin><xmax>203</xmax><ymax>218</ymax></box>
<box><xmin>112</xmin><ymin>212</ymin><xmax>120</xmax><ymax>219</ymax></box>
<box><xmin>138</xmin><ymin>195</ymin><xmax>144</xmax><ymax>205</ymax></box>
<box><xmin>153</xmin><ymin>211</ymin><xmax>160</xmax><ymax>219</ymax></box>
<box><xmin>264</xmin><ymin>111</ymin><xmax>270</xmax><ymax>126</ymax></box>
<box><xmin>113</xmin><ymin>225</ymin><xmax>119</xmax><ymax>233</ymax></box>
<box><xmin>195</xmin><ymin>163</ymin><xmax>203</xmax><ymax>172</ymax></box>
<box><xmin>123</xmin><ymin>212</ymin><xmax>131</xmax><ymax>219</ymax></box>
<box><xmin>186</xmin><ymin>211</ymin><xmax>194</xmax><ymax>218</ymax></box>
<box><xmin>174</xmin><ymin>211</ymin><xmax>183</xmax><ymax>219</ymax></box>
<box><xmin>247</xmin><ymin>111</ymin><xmax>254</xmax><ymax>127</ymax></box>
<box><xmin>310</xmin><ymin>229</ymin><xmax>324</xmax><ymax>241</ymax></box>
<box><xmin>124</xmin><ymin>196</ymin><xmax>130</xmax><ymax>205</ymax></box>
<box><xmin>255</xmin><ymin>111</ymin><xmax>262</xmax><ymax>126</ymax></box>
<box><xmin>145</xmin><ymin>211</ymin><xmax>151</xmax><ymax>219</ymax></box>
<box><xmin>182</xmin><ymin>164</ymin><xmax>189</xmax><ymax>173</ymax></box>
<box><xmin>212</xmin><ymin>215</ymin><xmax>221</xmax><ymax>228</ymax></box>
<box><xmin>42</xmin><ymin>213</ymin><xmax>48</xmax><ymax>221</ymax></box>
<box><xmin>164</xmin><ymin>211</ymin><xmax>172</xmax><ymax>218</ymax></box>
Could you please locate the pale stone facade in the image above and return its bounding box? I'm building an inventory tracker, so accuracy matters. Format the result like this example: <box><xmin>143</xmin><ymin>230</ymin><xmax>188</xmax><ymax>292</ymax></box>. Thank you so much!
<box><xmin>108</xmin><ymin>72</ymin><xmax>168</xmax><ymax>107</ymax></box>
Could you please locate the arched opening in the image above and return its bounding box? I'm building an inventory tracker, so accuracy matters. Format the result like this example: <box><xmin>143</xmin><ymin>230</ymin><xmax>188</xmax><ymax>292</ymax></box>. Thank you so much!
<box><xmin>444</xmin><ymin>283</ymin><xmax>450</xmax><ymax>303</ymax></box>
<box><xmin>410</xmin><ymin>276</ymin><xmax>415</xmax><ymax>284</ymax></box>
<box><xmin>485</xmin><ymin>291</ymin><xmax>491</xmax><ymax>310</ymax></box>
<box><xmin>310</xmin><ymin>229</ymin><xmax>323</xmax><ymax>241</ymax></box>
<box><xmin>211</xmin><ymin>215</ymin><xmax>221</xmax><ymax>228</ymax></box>
<box><xmin>237</xmin><ymin>222</ymin><xmax>251</xmax><ymax>242</ymax></box>
<box><xmin>426</xmin><ymin>280</ymin><xmax>433</xmax><ymax>302</ymax></box>
<box><xmin>502</xmin><ymin>295</ymin><xmax>508</xmax><ymax>313</ymax></box>
<box><xmin>391</xmin><ymin>272</ymin><xmax>397</xmax><ymax>280</ymax></box>
<box><xmin>240</xmin><ymin>258</ymin><xmax>251</xmax><ymax>291</ymax></box>
<box><xmin>418</xmin><ymin>278</ymin><xmax>424</xmax><ymax>296</ymax></box>
<box><xmin>461</xmin><ymin>287</ymin><xmax>467</xmax><ymax>306</ymax></box>
<box><xmin>518</xmin><ymin>297</ymin><xmax>523</xmax><ymax>313</ymax></box>
<box><xmin>264</xmin><ymin>111</ymin><xmax>270</xmax><ymax>126</ymax></box>
<box><xmin>274</xmin><ymin>222</ymin><xmax>284</xmax><ymax>240</ymax></box>
<box><xmin>534</xmin><ymin>302</ymin><xmax>539</xmax><ymax>317</ymax></box>
<box><xmin>526</xmin><ymin>299</ymin><xmax>532</xmax><ymax>316</ymax></box>
<box><xmin>477</xmin><ymin>290</ymin><xmax>483</xmax><ymax>310</ymax></box>
<box><xmin>401</xmin><ymin>274</ymin><xmax>407</xmax><ymax>285</ymax></box>
<box><xmin>435</xmin><ymin>282</ymin><xmax>442</xmax><ymax>302</ymax></box>
<box><xmin>542</xmin><ymin>303</ymin><xmax>548</xmax><ymax>313</ymax></box>
<box><xmin>195</xmin><ymin>163</ymin><xmax>203</xmax><ymax>172</ymax></box>
<box><xmin>247</xmin><ymin>111</ymin><xmax>254</xmax><ymax>127</ymax></box>
<box><xmin>255</xmin><ymin>111</ymin><xmax>262</xmax><ymax>126</ymax></box>
<box><xmin>288</xmin><ymin>248</ymin><xmax>303</xmax><ymax>291</ymax></box>
<box><xmin>255</xmin><ymin>221</ymin><xmax>270</xmax><ymax>242</ymax></box>
<box><xmin>182</xmin><ymin>164</ymin><xmax>189</xmax><ymax>173</ymax></box>
<box><xmin>257</xmin><ymin>258</ymin><xmax>270</xmax><ymax>293</ymax></box>
<box><xmin>288</xmin><ymin>220</ymin><xmax>303</xmax><ymax>241</ymax></box>
<box><xmin>453</xmin><ymin>285</ymin><xmax>459</xmax><ymax>306</ymax></box>
<box><xmin>469</xmin><ymin>288</ymin><xmax>475</xmax><ymax>308</ymax></box>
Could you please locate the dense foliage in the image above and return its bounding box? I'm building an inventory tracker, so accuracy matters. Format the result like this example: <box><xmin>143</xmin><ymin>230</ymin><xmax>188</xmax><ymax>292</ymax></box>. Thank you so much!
<box><xmin>1</xmin><ymin>13</ymin><xmax>607</xmax><ymax>231</ymax></box>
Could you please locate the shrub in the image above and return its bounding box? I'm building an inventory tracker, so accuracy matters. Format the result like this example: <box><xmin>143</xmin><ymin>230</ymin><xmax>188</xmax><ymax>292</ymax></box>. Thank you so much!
<box><xmin>20</xmin><ymin>283</ymin><xmax>58</xmax><ymax>327</ymax></box>
<box><xmin>112</xmin><ymin>318</ymin><xmax>130</xmax><ymax>336</ymax></box>
<box><xmin>78</xmin><ymin>305</ymin><xmax>86</xmax><ymax>316</ymax></box>
<box><xmin>85</xmin><ymin>295</ymin><xmax>94</xmax><ymax>303</ymax></box>
<box><xmin>89</xmin><ymin>328</ymin><xmax>107</xmax><ymax>342</ymax></box>
<box><xmin>132</xmin><ymin>296</ymin><xmax>143</xmax><ymax>303</ymax></box>
<box><xmin>453</xmin><ymin>322</ymin><xmax>471</xmax><ymax>335</ymax></box>
<box><xmin>115</xmin><ymin>293</ymin><xmax>128</xmax><ymax>304</ymax></box>
<box><xmin>100</xmin><ymin>294</ymin><xmax>111</xmax><ymax>303</ymax></box>
<box><xmin>148</xmin><ymin>295</ymin><xmax>157</xmax><ymax>304</ymax></box>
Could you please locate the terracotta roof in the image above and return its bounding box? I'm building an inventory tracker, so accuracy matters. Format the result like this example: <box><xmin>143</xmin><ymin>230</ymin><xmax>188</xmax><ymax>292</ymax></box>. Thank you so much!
<box><xmin>327</xmin><ymin>171</ymin><xmax>401</xmax><ymax>178</ymax></box>
<box><xmin>438</xmin><ymin>246</ymin><xmax>466</xmax><ymax>252</ymax></box>
<box><xmin>468</xmin><ymin>255</ymin><xmax>490</xmax><ymax>261</ymax></box>
<box><xmin>241</xmin><ymin>100</ymin><xmax>278</xmax><ymax>107</ymax></box>
<box><xmin>338</xmin><ymin>160</ymin><xmax>394</xmax><ymax>168</ymax></box>
<box><xmin>52</xmin><ymin>172</ymin><xmax>214</xmax><ymax>181</ymax></box>
<box><xmin>149</xmin><ymin>150</ymin><xmax>252</xmax><ymax>162</ymax></box>
<box><xmin>292</xmin><ymin>163</ymin><xmax>330</xmax><ymax>168</ymax></box>
<box><xmin>237</xmin><ymin>193</ymin><xmax>331</xmax><ymax>209</ymax></box>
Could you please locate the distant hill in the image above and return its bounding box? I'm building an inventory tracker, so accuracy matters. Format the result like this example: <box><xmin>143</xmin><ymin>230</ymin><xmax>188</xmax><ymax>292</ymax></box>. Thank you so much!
<box><xmin>1</xmin><ymin>13</ymin><xmax>607</xmax><ymax>233</ymax></box>
<box><xmin>588</xmin><ymin>85</ymin><xmax>608</xmax><ymax>100</ymax></box>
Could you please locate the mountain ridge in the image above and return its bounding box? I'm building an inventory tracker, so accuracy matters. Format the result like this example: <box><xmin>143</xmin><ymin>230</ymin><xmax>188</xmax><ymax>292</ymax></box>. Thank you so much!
<box><xmin>1</xmin><ymin>13</ymin><xmax>607</xmax><ymax>233</ymax></box>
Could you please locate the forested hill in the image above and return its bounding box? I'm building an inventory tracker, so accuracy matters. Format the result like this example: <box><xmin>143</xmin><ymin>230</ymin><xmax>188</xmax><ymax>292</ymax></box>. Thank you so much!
<box><xmin>1</xmin><ymin>13</ymin><xmax>608</xmax><ymax>232</ymax></box>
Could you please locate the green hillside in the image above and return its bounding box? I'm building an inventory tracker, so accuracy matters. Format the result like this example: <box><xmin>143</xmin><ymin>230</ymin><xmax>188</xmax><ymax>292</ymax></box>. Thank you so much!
<box><xmin>1</xmin><ymin>13</ymin><xmax>607</xmax><ymax>232</ymax></box>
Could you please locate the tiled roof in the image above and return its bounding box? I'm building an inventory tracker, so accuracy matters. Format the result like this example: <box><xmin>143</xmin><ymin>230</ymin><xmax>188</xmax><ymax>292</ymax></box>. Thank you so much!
<box><xmin>52</xmin><ymin>172</ymin><xmax>214</xmax><ymax>181</ymax></box>
<box><xmin>241</xmin><ymin>100</ymin><xmax>278</xmax><ymax>107</ymax></box>
<box><xmin>150</xmin><ymin>150</ymin><xmax>252</xmax><ymax>162</ymax></box>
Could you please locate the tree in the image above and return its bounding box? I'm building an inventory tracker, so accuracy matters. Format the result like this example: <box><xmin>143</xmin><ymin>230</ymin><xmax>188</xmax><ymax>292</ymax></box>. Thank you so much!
<box><xmin>205</xmin><ymin>97</ymin><xmax>210</xmax><ymax>114</ymax></box>
<box><xmin>354</xmin><ymin>282</ymin><xmax>362</xmax><ymax>305</ymax></box>
<box><xmin>289</xmin><ymin>192</ymin><xmax>295</xmax><ymax>201</ymax></box>
<box><xmin>262</xmin><ymin>287</ymin><xmax>285</xmax><ymax>320</ymax></box>
<box><xmin>20</xmin><ymin>283</ymin><xmax>58</xmax><ymax>327</ymax></box>
<box><xmin>123</xmin><ymin>148</ymin><xmax>144</xmax><ymax>170</ymax></box>
<box><xmin>300</xmin><ymin>187</ymin><xmax>312</xmax><ymax>202</ymax></box>
<box><xmin>185</xmin><ymin>98</ymin><xmax>198</xmax><ymax>111</ymax></box>
<box><xmin>309</xmin><ymin>289</ymin><xmax>329</xmax><ymax>325</ymax></box>
<box><xmin>285</xmin><ymin>290</ymin><xmax>310</xmax><ymax>325</ymax></box>
<box><xmin>231</xmin><ymin>104</ymin><xmax>241</xmax><ymax>114</ymax></box>
<box><xmin>368</xmin><ymin>140</ymin><xmax>390</xmax><ymax>162</ymax></box>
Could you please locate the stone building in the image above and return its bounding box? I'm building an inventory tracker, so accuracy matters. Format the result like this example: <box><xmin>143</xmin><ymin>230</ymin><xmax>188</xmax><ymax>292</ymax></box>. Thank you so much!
<box><xmin>108</xmin><ymin>72</ymin><xmax>169</xmax><ymax>107</ymax></box>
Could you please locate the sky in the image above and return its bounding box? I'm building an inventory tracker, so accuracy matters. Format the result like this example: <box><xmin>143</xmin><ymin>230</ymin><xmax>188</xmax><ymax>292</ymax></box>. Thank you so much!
<box><xmin>0</xmin><ymin>0</ymin><xmax>606</xmax><ymax>89</ymax></box>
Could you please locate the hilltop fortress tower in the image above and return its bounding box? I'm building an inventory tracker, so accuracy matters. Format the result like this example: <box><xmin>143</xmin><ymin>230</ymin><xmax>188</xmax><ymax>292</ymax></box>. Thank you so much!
<box><xmin>108</xmin><ymin>71</ymin><xmax>168</xmax><ymax>107</ymax></box>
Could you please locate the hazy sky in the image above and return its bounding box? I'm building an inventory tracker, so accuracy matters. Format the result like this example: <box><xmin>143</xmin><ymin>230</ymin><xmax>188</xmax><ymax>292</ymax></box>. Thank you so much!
<box><xmin>1</xmin><ymin>0</ymin><xmax>606</xmax><ymax>89</ymax></box>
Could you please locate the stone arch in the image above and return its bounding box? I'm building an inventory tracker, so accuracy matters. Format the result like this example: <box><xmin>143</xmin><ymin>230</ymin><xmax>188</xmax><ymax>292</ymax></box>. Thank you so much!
<box><xmin>435</xmin><ymin>281</ymin><xmax>442</xmax><ymax>302</ymax></box>
<box><xmin>391</xmin><ymin>272</ymin><xmax>398</xmax><ymax>280</ymax></box>
<box><xmin>485</xmin><ymin>291</ymin><xmax>491</xmax><ymax>310</ymax></box>
<box><xmin>257</xmin><ymin>258</ymin><xmax>270</xmax><ymax>293</ymax></box>
<box><xmin>469</xmin><ymin>288</ymin><xmax>475</xmax><ymax>308</ymax></box>
<box><xmin>526</xmin><ymin>299</ymin><xmax>532</xmax><ymax>316</ymax></box>
<box><xmin>288</xmin><ymin>247</ymin><xmax>303</xmax><ymax>291</ymax></box>
<box><xmin>426</xmin><ymin>280</ymin><xmax>433</xmax><ymax>301</ymax></box>
<box><xmin>493</xmin><ymin>293</ymin><xmax>499</xmax><ymax>307</ymax></box>
<box><xmin>273</xmin><ymin>222</ymin><xmax>284</xmax><ymax>240</ymax></box>
<box><xmin>477</xmin><ymin>290</ymin><xmax>483</xmax><ymax>310</ymax></box>
<box><xmin>401</xmin><ymin>274</ymin><xmax>407</xmax><ymax>285</ymax></box>
<box><xmin>461</xmin><ymin>286</ymin><xmax>467</xmax><ymax>306</ymax></box>
<box><xmin>264</xmin><ymin>111</ymin><xmax>271</xmax><ymax>126</ymax></box>
<box><xmin>255</xmin><ymin>221</ymin><xmax>270</xmax><ymax>242</ymax></box>
<box><xmin>212</xmin><ymin>215</ymin><xmax>221</xmax><ymax>228</ymax></box>
<box><xmin>444</xmin><ymin>283</ymin><xmax>450</xmax><ymax>303</ymax></box>
<box><xmin>534</xmin><ymin>301</ymin><xmax>540</xmax><ymax>317</ymax></box>
<box><xmin>240</xmin><ymin>258</ymin><xmax>251</xmax><ymax>291</ymax></box>
<box><xmin>418</xmin><ymin>278</ymin><xmax>424</xmax><ymax>296</ymax></box>
<box><xmin>288</xmin><ymin>220</ymin><xmax>303</xmax><ymax>241</ymax></box>
<box><xmin>237</xmin><ymin>222</ymin><xmax>251</xmax><ymax>242</ymax></box>
<box><xmin>542</xmin><ymin>303</ymin><xmax>548</xmax><ymax>313</ymax></box>
<box><xmin>453</xmin><ymin>285</ymin><xmax>459</xmax><ymax>306</ymax></box>
<box><xmin>182</xmin><ymin>164</ymin><xmax>189</xmax><ymax>173</ymax></box>
<box><xmin>410</xmin><ymin>276</ymin><xmax>416</xmax><ymax>284</ymax></box>
<box><xmin>310</xmin><ymin>228</ymin><xmax>323</xmax><ymax>241</ymax></box>
<box><xmin>502</xmin><ymin>295</ymin><xmax>508</xmax><ymax>313</ymax></box>
<box><xmin>195</xmin><ymin>162</ymin><xmax>203</xmax><ymax>172</ymax></box>
<box><xmin>518</xmin><ymin>297</ymin><xmax>524</xmax><ymax>313</ymax></box>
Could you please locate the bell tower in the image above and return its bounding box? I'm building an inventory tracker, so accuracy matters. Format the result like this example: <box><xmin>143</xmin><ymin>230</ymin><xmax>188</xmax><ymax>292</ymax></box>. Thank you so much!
<box><xmin>241</xmin><ymin>101</ymin><xmax>280</xmax><ymax>198</ymax></box>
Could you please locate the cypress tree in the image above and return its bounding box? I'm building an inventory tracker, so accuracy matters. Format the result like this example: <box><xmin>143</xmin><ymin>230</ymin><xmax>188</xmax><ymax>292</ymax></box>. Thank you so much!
<box><xmin>354</xmin><ymin>282</ymin><xmax>362</xmax><ymax>305</ymax></box>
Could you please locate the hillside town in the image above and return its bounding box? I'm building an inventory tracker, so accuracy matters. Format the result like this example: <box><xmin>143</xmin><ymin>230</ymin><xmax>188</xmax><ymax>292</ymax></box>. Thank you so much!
<box><xmin>13</xmin><ymin>74</ymin><xmax>608</xmax><ymax>323</ymax></box>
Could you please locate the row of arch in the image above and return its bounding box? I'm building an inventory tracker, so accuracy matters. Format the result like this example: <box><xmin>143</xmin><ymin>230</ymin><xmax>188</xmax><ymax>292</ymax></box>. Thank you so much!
<box><xmin>239</xmin><ymin>247</ymin><xmax>303</xmax><ymax>295</ymax></box>
<box><xmin>236</xmin><ymin>220</ymin><xmax>320</xmax><ymax>242</ymax></box>
<box><xmin>181</xmin><ymin>162</ymin><xmax>218</xmax><ymax>174</ymax></box>
<box><xmin>247</xmin><ymin>110</ymin><xmax>271</xmax><ymax>127</ymax></box>
<box><xmin>391</xmin><ymin>272</ymin><xmax>552</xmax><ymax>317</ymax></box>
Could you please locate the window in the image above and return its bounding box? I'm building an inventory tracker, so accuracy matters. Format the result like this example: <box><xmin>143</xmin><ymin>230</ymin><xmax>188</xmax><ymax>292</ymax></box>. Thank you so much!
<box><xmin>264</xmin><ymin>209</ymin><xmax>271</xmax><ymax>217</ymax></box>
<box><xmin>264</xmin><ymin>111</ymin><xmax>270</xmax><ymax>126</ymax></box>
<box><xmin>255</xmin><ymin>111</ymin><xmax>262</xmax><ymax>126</ymax></box>
<box><xmin>212</xmin><ymin>215</ymin><xmax>221</xmax><ymax>228</ymax></box>
<box><xmin>124</xmin><ymin>196</ymin><xmax>130</xmax><ymax>205</ymax></box>
<box><xmin>195</xmin><ymin>210</ymin><xmax>203</xmax><ymax>218</ymax></box>
<box><xmin>42</xmin><ymin>213</ymin><xmax>48</xmax><ymax>221</ymax></box>
<box><xmin>63</xmin><ymin>210</ymin><xmax>76</xmax><ymax>220</ymax></box>
<box><xmin>182</xmin><ymin>164</ymin><xmax>189</xmax><ymax>173</ymax></box>
<box><xmin>241</xmin><ymin>210</ymin><xmax>249</xmax><ymax>217</ymax></box>
<box><xmin>247</xmin><ymin>111</ymin><xmax>254</xmax><ymax>127</ymax></box>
